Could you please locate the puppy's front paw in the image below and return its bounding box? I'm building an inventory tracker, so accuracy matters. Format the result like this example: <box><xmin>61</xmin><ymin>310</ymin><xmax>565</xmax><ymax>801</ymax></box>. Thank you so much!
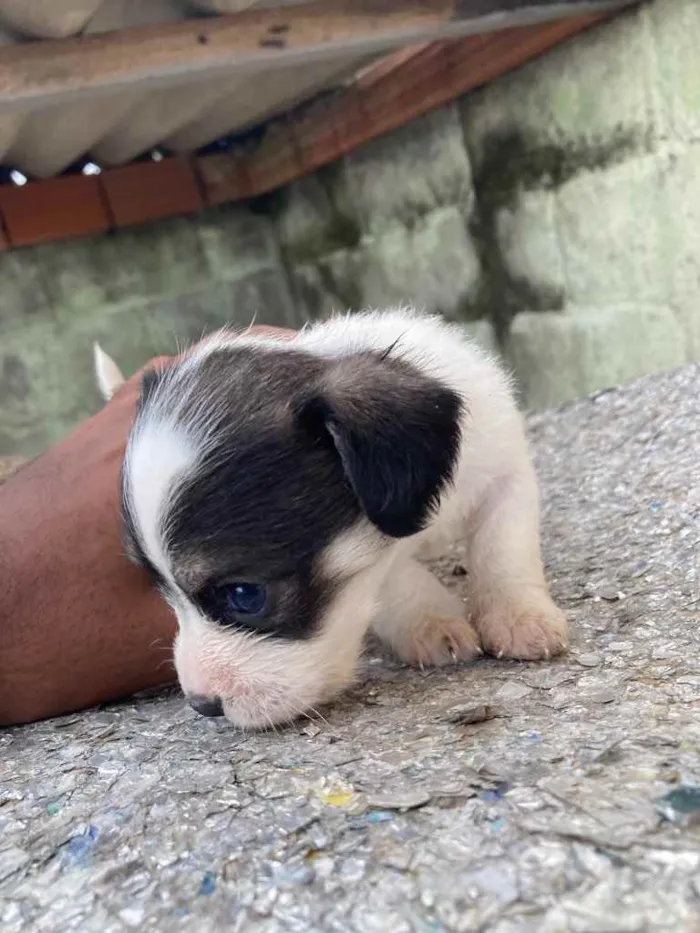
<box><xmin>475</xmin><ymin>596</ymin><xmax>568</xmax><ymax>662</ymax></box>
<box><xmin>394</xmin><ymin>615</ymin><xmax>483</xmax><ymax>668</ymax></box>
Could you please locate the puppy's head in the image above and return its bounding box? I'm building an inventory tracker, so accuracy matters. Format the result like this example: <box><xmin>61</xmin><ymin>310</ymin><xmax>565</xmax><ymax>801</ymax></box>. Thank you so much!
<box><xmin>121</xmin><ymin>336</ymin><xmax>462</xmax><ymax>729</ymax></box>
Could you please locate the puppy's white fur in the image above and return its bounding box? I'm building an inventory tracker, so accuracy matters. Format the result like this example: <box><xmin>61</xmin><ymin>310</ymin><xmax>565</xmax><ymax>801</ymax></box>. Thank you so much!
<box><xmin>118</xmin><ymin>308</ymin><xmax>568</xmax><ymax>728</ymax></box>
<box><xmin>125</xmin><ymin>422</ymin><xmax>197</xmax><ymax>587</ymax></box>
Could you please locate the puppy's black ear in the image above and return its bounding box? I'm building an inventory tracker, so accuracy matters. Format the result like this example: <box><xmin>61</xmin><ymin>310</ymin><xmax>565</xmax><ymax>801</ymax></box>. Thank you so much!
<box><xmin>296</xmin><ymin>353</ymin><xmax>463</xmax><ymax>538</ymax></box>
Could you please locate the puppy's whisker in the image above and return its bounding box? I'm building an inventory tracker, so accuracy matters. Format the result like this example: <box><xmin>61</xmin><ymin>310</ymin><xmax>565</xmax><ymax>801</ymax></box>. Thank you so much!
<box><xmin>286</xmin><ymin>701</ymin><xmax>328</xmax><ymax>729</ymax></box>
<box><xmin>263</xmin><ymin>711</ymin><xmax>280</xmax><ymax>736</ymax></box>
<box><xmin>307</xmin><ymin>706</ymin><xmax>330</xmax><ymax>727</ymax></box>
<box><xmin>173</xmin><ymin>331</ymin><xmax>186</xmax><ymax>358</ymax></box>
<box><xmin>148</xmin><ymin>639</ymin><xmax>174</xmax><ymax>657</ymax></box>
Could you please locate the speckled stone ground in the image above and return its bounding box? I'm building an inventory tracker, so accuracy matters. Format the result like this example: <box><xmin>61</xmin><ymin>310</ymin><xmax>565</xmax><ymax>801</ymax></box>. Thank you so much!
<box><xmin>2</xmin><ymin>364</ymin><xmax>700</xmax><ymax>933</ymax></box>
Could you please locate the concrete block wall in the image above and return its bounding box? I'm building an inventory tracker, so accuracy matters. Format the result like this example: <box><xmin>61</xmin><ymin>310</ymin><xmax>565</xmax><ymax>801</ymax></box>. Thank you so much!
<box><xmin>0</xmin><ymin>208</ymin><xmax>303</xmax><ymax>454</ymax></box>
<box><xmin>461</xmin><ymin>0</ymin><xmax>700</xmax><ymax>407</ymax></box>
<box><xmin>1</xmin><ymin>0</ymin><xmax>699</xmax><ymax>455</ymax></box>
<box><xmin>275</xmin><ymin>106</ymin><xmax>488</xmax><ymax>335</ymax></box>
<box><xmin>273</xmin><ymin>0</ymin><xmax>700</xmax><ymax>411</ymax></box>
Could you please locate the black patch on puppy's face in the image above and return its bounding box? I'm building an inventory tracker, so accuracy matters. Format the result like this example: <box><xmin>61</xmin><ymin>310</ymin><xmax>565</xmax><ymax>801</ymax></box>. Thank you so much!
<box><xmin>160</xmin><ymin>348</ymin><xmax>364</xmax><ymax>641</ymax></box>
<box><xmin>123</xmin><ymin>342</ymin><xmax>462</xmax><ymax>642</ymax></box>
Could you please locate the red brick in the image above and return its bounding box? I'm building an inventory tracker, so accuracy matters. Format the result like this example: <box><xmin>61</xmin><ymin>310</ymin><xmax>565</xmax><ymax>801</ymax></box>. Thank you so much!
<box><xmin>238</xmin><ymin>127</ymin><xmax>303</xmax><ymax>198</ymax></box>
<box><xmin>0</xmin><ymin>174</ymin><xmax>110</xmax><ymax>247</ymax></box>
<box><xmin>292</xmin><ymin>105</ymin><xmax>345</xmax><ymax>173</ymax></box>
<box><xmin>196</xmin><ymin>152</ymin><xmax>249</xmax><ymax>206</ymax></box>
<box><xmin>312</xmin><ymin>91</ymin><xmax>370</xmax><ymax>164</ymax></box>
<box><xmin>101</xmin><ymin>156</ymin><xmax>202</xmax><ymax>227</ymax></box>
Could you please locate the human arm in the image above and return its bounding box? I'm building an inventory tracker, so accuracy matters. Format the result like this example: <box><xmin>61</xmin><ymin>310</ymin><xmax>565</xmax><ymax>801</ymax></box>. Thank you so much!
<box><xmin>0</xmin><ymin>326</ymin><xmax>295</xmax><ymax>725</ymax></box>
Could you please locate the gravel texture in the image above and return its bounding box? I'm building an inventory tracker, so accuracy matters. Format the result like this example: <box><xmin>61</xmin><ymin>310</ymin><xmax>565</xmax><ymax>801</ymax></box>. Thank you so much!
<box><xmin>2</xmin><ymin>364</ymin><xmax>700</xmax><ymax>932</ymax></box>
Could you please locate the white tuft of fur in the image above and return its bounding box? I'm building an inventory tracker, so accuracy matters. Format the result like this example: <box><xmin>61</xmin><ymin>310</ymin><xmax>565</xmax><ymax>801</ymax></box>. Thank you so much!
<box><xmin>93</xmin><ymin>342</ymin><xmax>126</xmax><ymax>401</ymax></box>
<box><xmin>123</xmin><ymin>421</ymin><xmax>198</xmax><ymax>583</ymax></box>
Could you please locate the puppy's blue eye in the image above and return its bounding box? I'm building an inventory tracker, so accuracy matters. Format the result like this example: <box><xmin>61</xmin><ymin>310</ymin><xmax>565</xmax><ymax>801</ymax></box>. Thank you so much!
<box><xmin>222</xmin><ymin>583</ymin><xmax>268</xmax><ymax>616</ymax></box>
<box><xmin>197</xmin><ymin>581</ymin><xmax>272</xmax><ymax>630</ymax></box>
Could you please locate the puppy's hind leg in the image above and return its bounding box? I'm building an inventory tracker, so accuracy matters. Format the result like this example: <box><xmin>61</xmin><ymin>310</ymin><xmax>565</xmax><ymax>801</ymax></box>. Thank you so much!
<box><xmin>372</xmin><ymin>555</ymin><xmax>481</xmax><ymax>667</ymax></box>
<box><xmin>467</xmin><ymin>463</ymin><xmax>568</xmax><ymax>661</ymax></box>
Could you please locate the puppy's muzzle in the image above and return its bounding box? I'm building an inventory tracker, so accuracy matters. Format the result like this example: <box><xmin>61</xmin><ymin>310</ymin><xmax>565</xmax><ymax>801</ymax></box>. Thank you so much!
<box><xmin>188</xmin><ymin>694</ymin><xmax>224</xmax><ymax>718</ymax></box>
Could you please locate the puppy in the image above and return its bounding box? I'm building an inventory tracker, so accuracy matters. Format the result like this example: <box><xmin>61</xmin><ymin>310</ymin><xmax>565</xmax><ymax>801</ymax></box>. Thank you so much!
<box><xmin>99</xmin><ymin>309</ymin><xmax>568</xmax><ymax>729</ymax></box>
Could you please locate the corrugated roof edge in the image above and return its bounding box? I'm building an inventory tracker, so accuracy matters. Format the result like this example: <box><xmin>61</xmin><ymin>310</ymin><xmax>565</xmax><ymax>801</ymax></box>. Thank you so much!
<box><xmin>0</xmin><ymin>9</ymin><xmax>621</xmax><ymax>250</ymax></box>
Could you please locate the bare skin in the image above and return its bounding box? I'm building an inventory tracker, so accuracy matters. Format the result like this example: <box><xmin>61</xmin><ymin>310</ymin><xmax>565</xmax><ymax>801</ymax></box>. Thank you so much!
<box><xmin>0</xmin><ymin>326</ymin><xmax>294</xmax><ymax>726</ymax></box>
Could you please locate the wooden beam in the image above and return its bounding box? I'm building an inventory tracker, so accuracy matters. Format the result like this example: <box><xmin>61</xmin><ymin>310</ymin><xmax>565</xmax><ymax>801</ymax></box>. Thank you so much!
<box><xmin>197</xmin><ymin>9</ymin><xmax>618</xmax><ymax>201</ymax></box>
<box><xmin>0</xmin><ymin>0</ymin><xmax>636</xmax><ymax>112</ymax></box>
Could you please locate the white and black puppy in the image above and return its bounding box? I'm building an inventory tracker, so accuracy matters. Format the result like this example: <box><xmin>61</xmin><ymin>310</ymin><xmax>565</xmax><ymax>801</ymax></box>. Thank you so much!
<box><xmin>97</xmin><ymin>308</ymin><xmax>568</xmax><ymax>729</ymax></box>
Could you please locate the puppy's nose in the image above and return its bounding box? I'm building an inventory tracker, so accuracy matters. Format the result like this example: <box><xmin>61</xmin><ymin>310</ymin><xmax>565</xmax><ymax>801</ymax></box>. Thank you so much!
<box><xmin>188</xmin><ymin>694</ymin><xmax>224</xmax><ymax>718</ymax></box>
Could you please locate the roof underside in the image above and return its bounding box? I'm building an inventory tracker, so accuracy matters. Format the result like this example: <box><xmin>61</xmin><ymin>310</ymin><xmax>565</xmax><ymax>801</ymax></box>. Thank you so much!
<box><xmin>0</xmin><ymin>0</ymin><xmax>634</xmax><ymax>180</ymax></box>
